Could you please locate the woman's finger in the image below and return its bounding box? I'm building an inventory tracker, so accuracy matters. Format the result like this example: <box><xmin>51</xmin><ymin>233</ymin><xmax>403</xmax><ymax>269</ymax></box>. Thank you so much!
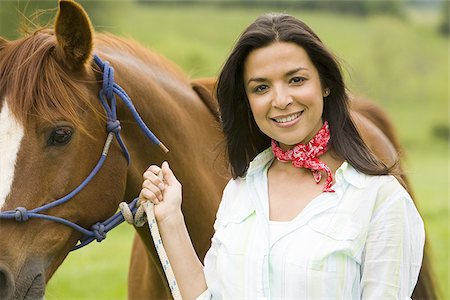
<box><xmin>142</xmin><ymin>179</ymin><xmax>164</xmax><ymax>201</ymax></box>
<box><xmin>161</xmin><ymin>161</ymin><xmax>180</xmax><ymax>186</ymax></box>
<box><xmin>139</xmin><ymin>188</ymin><xmax>160</xmax><ymax>205</ymax></box>
<box><xmin>147</xmin><ymin>165</ymin><xmax>162</xmax><ymax>175</ymax></box>
<box><xmin>143</xmin><ymin>169</ymin><xmax>165</xmax><ymax>190</ymax></box>
<box><xmin>143</xmin><ymin>178</ymin><xmax>164</xmax><ymax>193</ymax></box>
<box><xmin>143</xmin><ymin>165</ymin><xmax>162</xmax><ymax>180</ymax></box>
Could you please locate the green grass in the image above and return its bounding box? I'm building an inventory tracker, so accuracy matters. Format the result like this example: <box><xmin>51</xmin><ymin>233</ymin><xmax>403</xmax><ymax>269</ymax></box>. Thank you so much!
<box><xmin>45</xmin><ymin>225</ymin><xmax>135</xmax><ymax>300</ymax></box>
<box><xmin>2</xmin><ymin>2</ymin><xmax>447</xmax><ymax>299</ymax></box>
<box><xmin>406</xmin><ymin>143</ymin><xmax>449</xmax><ymax>299</ymax></box>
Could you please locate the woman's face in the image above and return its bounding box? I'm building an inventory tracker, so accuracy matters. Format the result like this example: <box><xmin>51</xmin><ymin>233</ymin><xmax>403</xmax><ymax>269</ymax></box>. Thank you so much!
<box><xmin>244</xmin><ymin>41</ymin><xmax>327</xmax><ymax>150</ymax></box>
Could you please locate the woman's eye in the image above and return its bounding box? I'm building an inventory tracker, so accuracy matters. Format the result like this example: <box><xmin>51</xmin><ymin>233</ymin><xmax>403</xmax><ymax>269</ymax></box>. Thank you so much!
<box><xmin>290</xmin><ymin>76</ymin><xmax>305</xmax><ymax>84</ymax></box>
<box><xmin>48</xmin><ymin>126</ymin><xmax>73</xmax><ymax>146</ymax></box>
<box><xmin>254</xmin><ymin>84</ymin><xmax>268</xmax><ymax>93</ymax></box>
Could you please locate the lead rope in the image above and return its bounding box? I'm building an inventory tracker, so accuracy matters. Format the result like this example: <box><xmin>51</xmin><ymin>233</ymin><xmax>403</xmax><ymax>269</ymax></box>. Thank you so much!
<box><xmin>142</xmin><ymin>201</ymin><xmax>182</xmax><ymax>300</ymax></box>
<box><xmin>119</xmin><ymin>173</ymin><xmax>182</xmax><ymax>300</ymax></box>
<box><xmin>93</xmin><ymin>55</ymin><xmax>179</xmax><ymax>297</ymax></box>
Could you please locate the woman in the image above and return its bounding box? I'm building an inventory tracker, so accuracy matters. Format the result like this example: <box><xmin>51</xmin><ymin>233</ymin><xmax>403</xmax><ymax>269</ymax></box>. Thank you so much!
<box><xmin>140</xmin><ymin>13</ymin><xmax>424</xmax><ymax>299</ymax></box>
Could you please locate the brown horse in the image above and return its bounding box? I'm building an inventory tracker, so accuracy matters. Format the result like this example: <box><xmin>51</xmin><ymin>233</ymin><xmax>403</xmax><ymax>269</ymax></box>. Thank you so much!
<box><xmin>0</xmin><ymin>1</ymin><xmax>435</xmax><ymax>299</ymax></box>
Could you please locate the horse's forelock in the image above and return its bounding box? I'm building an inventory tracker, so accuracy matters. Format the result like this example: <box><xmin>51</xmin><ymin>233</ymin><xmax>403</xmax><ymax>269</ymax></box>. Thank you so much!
<box><xmin>0</xmin><ymin>29</ymin><xmax>98</xmax><ymax>132</ymax></box>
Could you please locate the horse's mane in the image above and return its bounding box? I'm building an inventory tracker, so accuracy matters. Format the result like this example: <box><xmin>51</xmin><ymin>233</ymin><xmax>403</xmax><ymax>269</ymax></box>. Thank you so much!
<box><xmin>0</xmin><ymin>28</ymin><xmax>188</xmax><ymax>131</ymax></box>
<box><xmin>94</xmin><ymin>33</ymin><xmax>188</xmax><ymax>82</ymax></box>
<box><xmin>0</xmin><ymin>28</ymin><xmax>96</xmax><ymax>131</ymax></box>
<box><xmin>94</xmin><ymin>33</ymin><xmax>194</xmax><ymax>101</ymax></box>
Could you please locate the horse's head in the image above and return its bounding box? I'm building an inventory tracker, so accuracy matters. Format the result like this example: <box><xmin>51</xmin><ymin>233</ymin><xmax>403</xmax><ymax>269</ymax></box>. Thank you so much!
<box><xmin>0</xmin><ymin>1</ymin><xmax>129</xmax><ymax>298</ymax></box>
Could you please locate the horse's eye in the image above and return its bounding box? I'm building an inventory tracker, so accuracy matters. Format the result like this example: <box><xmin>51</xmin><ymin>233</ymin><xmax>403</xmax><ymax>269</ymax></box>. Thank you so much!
<box><xmin>48</xmin><ymin>126</ymin><xmax>73</xmax><ymax>146</ymax></box>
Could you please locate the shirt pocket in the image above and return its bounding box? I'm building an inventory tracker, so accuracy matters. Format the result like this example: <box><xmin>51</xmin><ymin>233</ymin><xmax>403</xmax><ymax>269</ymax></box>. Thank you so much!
<box><xmin>308</xmin><ymin>213</ymin><xmax>360</xmax><ymax>241</ymax></box>
<box><xmin>212</xmin><ymin>214</ymin><xmax>256</xmax><ymax>298</ymax></box>
<box><xmin>283</xmin><ymin>214</ymin><xmax>362</xmax><ymax>298</ymax></box>
<box><xmin>307</xmin><ymin>213</ymin><xmax>362</xmax><ymax>271</ymax></box>
<box><xmin>284</xmin><ymin>254</ymin><xmax>349</xmax><ymax>299</ymax></box>
<box><xmin>214</xmin><ymin>210</ymin><xmax>256</xmax><ymax>255</ymax></box>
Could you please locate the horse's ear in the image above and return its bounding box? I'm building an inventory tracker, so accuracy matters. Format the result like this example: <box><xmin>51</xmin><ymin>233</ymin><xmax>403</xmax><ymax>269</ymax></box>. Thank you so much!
<box><xmin>55</xmin><ymin>0</ymin><xmax>93</xmax><ymax>69</ymax></box>
<box><xmin>191</xmin><ymin>78</ymin><xmax>220</xmax><ymax>122</ymax></box>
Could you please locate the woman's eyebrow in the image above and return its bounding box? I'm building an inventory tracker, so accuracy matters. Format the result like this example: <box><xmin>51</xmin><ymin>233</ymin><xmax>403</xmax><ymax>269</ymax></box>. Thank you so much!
<box><xmin>246</xmin><ymin>67</ymin><xmax>309</xmax><ymax>85</ymax></box>
<box><xmin>246</xmin><ymin>76</ymin><xmax>267</xmax><ymax>85</ymax></box>
<box><xmin>286</xmin><ymin>67</ymin><xmax>308</xmax><ymax>76</ymax></box>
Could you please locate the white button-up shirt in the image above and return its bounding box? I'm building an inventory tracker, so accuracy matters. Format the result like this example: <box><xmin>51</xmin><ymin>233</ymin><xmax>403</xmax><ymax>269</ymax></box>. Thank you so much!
<box><xmin>198</xmin><ymin>148</ymin><xmax>424</xmax><ymax>299</ymax></box>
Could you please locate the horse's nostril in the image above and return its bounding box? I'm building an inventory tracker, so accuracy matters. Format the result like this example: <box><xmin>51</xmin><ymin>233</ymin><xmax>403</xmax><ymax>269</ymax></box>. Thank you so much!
<box><xmin>0</xmin><ymin>265</ymin><xmax>14</xmax><ymax>299</ymax></box>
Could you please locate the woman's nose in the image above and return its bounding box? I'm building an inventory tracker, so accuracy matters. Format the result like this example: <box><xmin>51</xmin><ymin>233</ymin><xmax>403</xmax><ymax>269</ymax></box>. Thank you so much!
<box><xmin>272</xmin><ymin>86</ymin><xmax>293</xmax><ymax>109</ymax></box>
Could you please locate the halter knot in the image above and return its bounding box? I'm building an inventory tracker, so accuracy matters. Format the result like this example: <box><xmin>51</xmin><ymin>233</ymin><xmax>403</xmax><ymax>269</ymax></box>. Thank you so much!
<box><xmin>14</xmin><ymin>207</ymin><xmax>29</xmax><ymax>222</ymax></box>
<box><xmin>107</xmin><ymin>120</ymin><xmax>121</xmax><ymax>134</ymax></box>
<box><xmin>91</xmin><ymin>223</ymin><xmax>107</xmax><ymax>242</ymax></box>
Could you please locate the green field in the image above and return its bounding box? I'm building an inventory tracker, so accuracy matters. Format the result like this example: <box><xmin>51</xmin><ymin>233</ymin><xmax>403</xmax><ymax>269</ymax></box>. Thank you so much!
<box><xmin>1</xmin><ymin>1</ymin><xmax>448</xmax><ymax>299</ymax></box>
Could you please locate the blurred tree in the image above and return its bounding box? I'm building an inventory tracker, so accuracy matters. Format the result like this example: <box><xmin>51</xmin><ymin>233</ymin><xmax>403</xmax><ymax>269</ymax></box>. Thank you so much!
<box><xmin>135</xmin><ymin>0</ymin><xmax>407</xmax><ymax>17</ymax></box>
<box><xmin>0</xmin><ymin>1</ymin><xmax>16</xmax><ymax>39</ymax></box>
<box><xmin>0</xmin><ymin>0</ymin><xmax>111</xmax><ymax>39</ymax></box>
<box><xmin>439</xmin><ymin>0</ymin><xmax>449</xmax><ymax>35</ymax></box>
<box><xmin>297</xmin><ymin>0</ymin><xmax>406</xmax><ymax>16</ymax></box>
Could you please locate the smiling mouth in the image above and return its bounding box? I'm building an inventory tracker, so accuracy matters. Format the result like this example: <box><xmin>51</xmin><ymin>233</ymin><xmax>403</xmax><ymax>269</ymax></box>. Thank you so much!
<box><xmin>272</xmin><ymin>111</ymin><xmax>303</xmax><ymax>123</ymax></box>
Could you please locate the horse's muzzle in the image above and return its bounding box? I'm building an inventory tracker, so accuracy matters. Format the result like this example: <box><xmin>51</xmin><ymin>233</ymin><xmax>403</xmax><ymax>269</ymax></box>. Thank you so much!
<box><xmin>0</xmin><ymin>263</ymin><xmax>14</xmax><ymax>299</ymax></box>
<box><xmin>0</xmin><ymin>261</ymin><xmax>45</xmax><ymax>300</ymax></box>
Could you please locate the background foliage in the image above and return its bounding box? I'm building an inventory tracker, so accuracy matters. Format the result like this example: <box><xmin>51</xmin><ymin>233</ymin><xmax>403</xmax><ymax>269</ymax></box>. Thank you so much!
<box><xmin>0</xmin><ymin>0</ymin><xmax>448</xmax><ymax>299</ymax></box>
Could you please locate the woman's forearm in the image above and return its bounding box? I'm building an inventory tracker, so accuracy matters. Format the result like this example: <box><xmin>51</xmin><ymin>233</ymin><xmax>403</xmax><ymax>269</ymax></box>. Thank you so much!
<box><xmin>158</xmin><ymin>211</ymin><xmax>207</xmax><ymax>300</ymax></box>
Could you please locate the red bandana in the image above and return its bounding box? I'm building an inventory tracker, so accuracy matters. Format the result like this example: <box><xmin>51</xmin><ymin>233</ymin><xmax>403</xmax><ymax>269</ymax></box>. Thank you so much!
<box><xmin>271</xmin><ymin>121</ymin><xmax>335</xmax><ymax>192</ymax></box>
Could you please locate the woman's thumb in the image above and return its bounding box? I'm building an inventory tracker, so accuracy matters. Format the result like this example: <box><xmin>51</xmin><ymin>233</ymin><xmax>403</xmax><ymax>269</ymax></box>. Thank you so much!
<box><xmin>161</xmin><ymin>161</ymin><xmax>177</xmax><ymax>185</ymax></box>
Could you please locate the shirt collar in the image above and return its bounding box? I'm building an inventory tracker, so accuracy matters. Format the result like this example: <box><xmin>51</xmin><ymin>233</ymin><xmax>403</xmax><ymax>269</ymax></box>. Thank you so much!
<box><xmin>334</xmin><ymin>161</ymin><xmax>366</xmax><ymax>189</ymax></box>
<box><xmin>247</xmin><ymin>147</ymin><xmax>274</xmax><ymax>177</ymax></box>
<box><xmin>247</xmin><ymin>147</ymin><xmax>366</xmax><ymax>190</ymax></box>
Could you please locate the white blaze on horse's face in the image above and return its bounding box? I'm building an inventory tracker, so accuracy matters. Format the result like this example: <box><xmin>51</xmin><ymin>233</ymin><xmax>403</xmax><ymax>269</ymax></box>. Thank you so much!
<box><xmin>0</xmin><ymin>101</ymin><xmax>24</xmax><ymax>211</ymax></box>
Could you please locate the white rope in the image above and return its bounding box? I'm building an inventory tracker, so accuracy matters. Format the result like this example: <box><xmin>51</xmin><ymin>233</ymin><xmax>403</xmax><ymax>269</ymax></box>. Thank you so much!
<box><xmin>118</xmin><ymin>173</ymin><xmax>182</xmax><ymax>300</ymax></box>
<box><xmin>142</xmin><ymin>201</ymin><xmax>182</xmax><ymax>300</ymax></box>
<box><xmin>119</xmin><ymin>202</ymin><xmax>147</xmax><ymax>227</ymax></box>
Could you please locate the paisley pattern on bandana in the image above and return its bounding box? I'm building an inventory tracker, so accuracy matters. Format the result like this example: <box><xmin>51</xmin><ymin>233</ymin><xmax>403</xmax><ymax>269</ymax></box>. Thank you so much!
<box><xmin>271</xmin><ymin>121</ymin><xmax>334</xmax><ymax>192</ymax></box>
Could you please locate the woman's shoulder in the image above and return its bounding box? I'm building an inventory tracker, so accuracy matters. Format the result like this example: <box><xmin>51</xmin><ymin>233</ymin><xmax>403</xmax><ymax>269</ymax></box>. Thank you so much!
<box><xmin>340</xmin><ymin>165</ymin><xmax>422</xmax><ymax>230</ymax></box>
<box><xmin>222</xmin><ymin>176</ymin><xmax>247</xmax><ymax>197</ymax></box>
<box><xmin>342</xmin><ymin>163</ymin><xmax>413</xmax><ymax>209</ymax></box>
<box><xmin>362</xmin><ymin>173</ymin><xmax>423</xmax><ymax>230</ymax></box>
<box><xmin>216</xmin><ymin>177</ymin><xmax>253</xmax><ymax>220</ymax></box>
<box><xmin>342</xmin><ymin>162</ymin><xmax>407</xmax><ymax>193</ymax></box>
<box><xmin>363</xmin><ymin>171</ymin><xmax>409</xmax><ymax>200</ymax></box>
<box><xmin>337</xmin><ymin>162</ymin><xmax>402</xmax><ymax>191</ymax></box>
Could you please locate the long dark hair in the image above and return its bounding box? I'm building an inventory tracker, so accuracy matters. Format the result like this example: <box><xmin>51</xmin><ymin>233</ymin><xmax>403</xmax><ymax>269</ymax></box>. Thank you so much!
<box><xmin>217</xmin><ymin>13</ymin><xmax>393</xmax><ymax>178</ymax></box>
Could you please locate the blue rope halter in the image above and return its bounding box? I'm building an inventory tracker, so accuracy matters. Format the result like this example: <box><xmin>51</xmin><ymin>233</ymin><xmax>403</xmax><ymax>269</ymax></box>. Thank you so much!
<box><xmin>0</xmin><ymin>55</ymin><xmax>168</xmax><ymax>251</ymax></box>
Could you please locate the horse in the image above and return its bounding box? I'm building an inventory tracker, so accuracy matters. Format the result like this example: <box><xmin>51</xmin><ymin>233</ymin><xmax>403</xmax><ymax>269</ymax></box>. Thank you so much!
<box><xmin>0</xmin><ymin>1</ymin><xmax>435</xmax><ymax>299</ymax></box>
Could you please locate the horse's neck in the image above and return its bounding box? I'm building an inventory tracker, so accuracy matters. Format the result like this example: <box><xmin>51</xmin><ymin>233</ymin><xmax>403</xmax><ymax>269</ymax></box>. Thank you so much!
<box><xmin>97</xmin><ymin>45</ymin><xmax>229</xmax><ymax>257</ymax></box>
<box><xmin>103</xmin><ymin>48</ymin><xmax>228</xmax><ymax>202</ymax></box>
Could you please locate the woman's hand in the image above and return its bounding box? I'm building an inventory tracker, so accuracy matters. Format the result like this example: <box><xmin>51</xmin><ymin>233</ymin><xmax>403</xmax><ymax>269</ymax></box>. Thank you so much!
<box><xmin>140</xmin><ymin>161</ymin><xmax>182</xmax><ymax>223</ymax></box>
